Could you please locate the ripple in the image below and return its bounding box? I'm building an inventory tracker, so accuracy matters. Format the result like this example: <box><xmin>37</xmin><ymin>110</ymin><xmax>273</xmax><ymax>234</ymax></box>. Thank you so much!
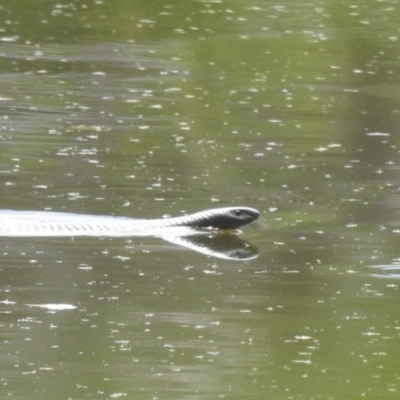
<box><xmin>366</xmin><ymin>264</ymin><xmax>400</xmax><ymax>279</ymax></box>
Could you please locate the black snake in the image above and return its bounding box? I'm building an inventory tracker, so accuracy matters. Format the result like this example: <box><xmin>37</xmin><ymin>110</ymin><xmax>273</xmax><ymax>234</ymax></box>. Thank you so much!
<box><xmin>0</xmin><ymin>207</ymin><xmax>259</xmax><ymax>237</ymax></box>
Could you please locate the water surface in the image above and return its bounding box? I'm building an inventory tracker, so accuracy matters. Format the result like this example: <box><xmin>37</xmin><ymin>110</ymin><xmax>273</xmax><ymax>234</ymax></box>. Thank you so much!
<box><xmin>1</xmin><ymin>0</ymin><xmax>400</xmax><ymax>399</ymax></box>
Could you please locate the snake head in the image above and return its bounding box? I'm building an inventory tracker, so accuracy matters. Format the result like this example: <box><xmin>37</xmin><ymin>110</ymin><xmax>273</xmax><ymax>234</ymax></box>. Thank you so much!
<box><xmin>195</xmin><ymin>207</ymin><xmax>260</xmax><ymax>230</ymax></box>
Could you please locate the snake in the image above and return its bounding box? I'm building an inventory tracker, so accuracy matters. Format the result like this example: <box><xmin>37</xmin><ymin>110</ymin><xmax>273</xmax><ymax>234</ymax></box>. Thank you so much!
<box><xmin>0</xmin><ymin>207</ymin><xmax>259</xmax><ymax>237</ymax></box>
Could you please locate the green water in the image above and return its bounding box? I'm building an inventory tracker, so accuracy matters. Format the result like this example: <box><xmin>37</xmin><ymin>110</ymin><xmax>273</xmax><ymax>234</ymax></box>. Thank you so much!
<box><xmin>1</xmin><ymin>0</ymin><xmax>400</xmax><ymax>398</ymax></box>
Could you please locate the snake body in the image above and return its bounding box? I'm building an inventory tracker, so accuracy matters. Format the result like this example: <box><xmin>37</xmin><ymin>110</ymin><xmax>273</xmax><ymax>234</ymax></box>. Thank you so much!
<box><xmin>0</xmin><ymin>207</ymin><xmax>259</xmax><ymax>237</ymax></box>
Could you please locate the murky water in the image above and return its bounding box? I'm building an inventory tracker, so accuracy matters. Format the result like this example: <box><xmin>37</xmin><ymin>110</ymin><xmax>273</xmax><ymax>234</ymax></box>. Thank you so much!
<box><xmin>1</xmin><ymin>0</ymin><xmax>400</xmax><ymax>399</ymax></box>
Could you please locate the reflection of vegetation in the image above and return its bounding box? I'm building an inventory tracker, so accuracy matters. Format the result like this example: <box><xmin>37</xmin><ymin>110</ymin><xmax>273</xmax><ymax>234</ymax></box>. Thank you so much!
<box><xmin>1</xmin><ymin>0</ymin><xmax>399</xmax><ymax>213</ymax></box>
<box><xmin>2</xmin><ymin>1</ymin><xmax>400</xmax><ymax>399</ymax></box>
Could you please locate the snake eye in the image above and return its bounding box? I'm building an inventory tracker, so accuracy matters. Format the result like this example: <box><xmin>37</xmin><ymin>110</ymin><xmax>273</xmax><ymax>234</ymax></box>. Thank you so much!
<box><xmin>233</xmin><ymin>209</ymin><xmax>244</xmax><ymax>217</ymax></box>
